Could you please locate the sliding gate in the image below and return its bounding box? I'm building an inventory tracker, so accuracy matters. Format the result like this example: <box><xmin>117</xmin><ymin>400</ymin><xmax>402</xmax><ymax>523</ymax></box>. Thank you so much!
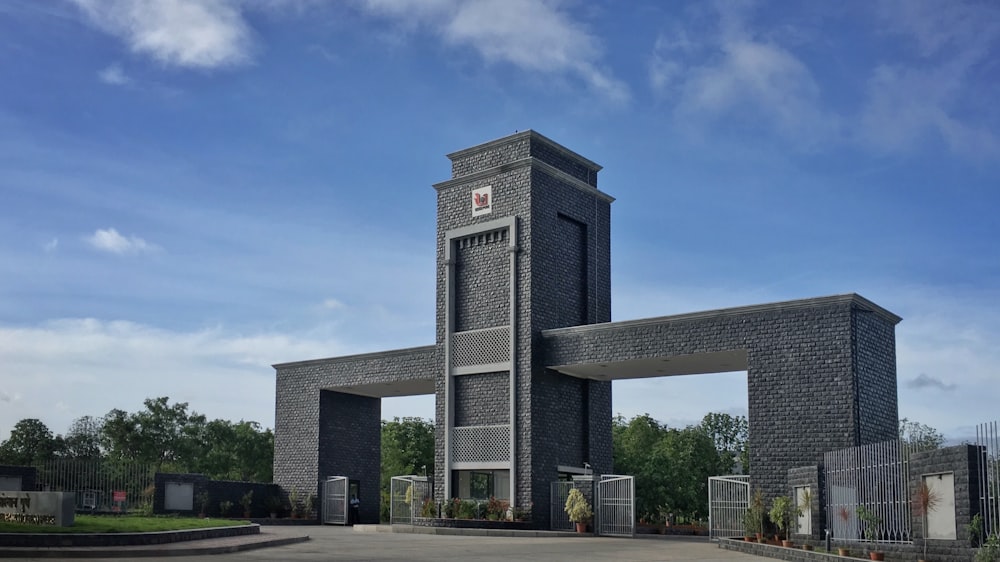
<box><xmin>323</xmin><ymin>476</ymin><xmax>348</xmax><ymax>525</ymax></box>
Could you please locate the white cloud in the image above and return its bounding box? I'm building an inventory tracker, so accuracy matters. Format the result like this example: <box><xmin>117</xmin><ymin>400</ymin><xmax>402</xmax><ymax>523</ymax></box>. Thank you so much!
<box><xmin>322</xmin><ymin>298</ymin><xmax>345</xmax><ymax>310</ymax></box>
<box><xmin>86</xmin><ymin>227</ymin><xmax>156</xmax><ymax>255</ymax></box>
<box><xmin>43</xmin><ymin>238</ymin><xmax>58</xmax><ymax>253</ymax></box>
<box><xmin>0</xmin><ymin>318</ymin><xmax>353</xmax><ymax>441</ymax></box>
<box><xmin>98</xmin><ymin>63</ymin><xmax>131</xmax><ymax>85</ymax></box>
<box><xmin>859</xmin><ymin>0</ymin><xmax>1000</xmax><ymax>158</ymax></box>
<box><xmin>648</xmin><ymin>11</ymin><xmax>838</xmax><ymax>147</ymax></box>
<box><xmin>358</xmin><ymin>0</ymin><xmax>628</xmax><ymax>102</ymax></box>
<box><xmin>70</xmin><ymin>0</ymin><xmax>254</xmax><ymax>69</ymax></box>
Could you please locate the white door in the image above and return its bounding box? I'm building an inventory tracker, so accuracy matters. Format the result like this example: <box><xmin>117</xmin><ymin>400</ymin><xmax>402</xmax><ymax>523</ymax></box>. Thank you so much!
<box><xmin>925</xmin><ymin>473</ymin><xmax>956</xmax><ymax>540</ymax></box>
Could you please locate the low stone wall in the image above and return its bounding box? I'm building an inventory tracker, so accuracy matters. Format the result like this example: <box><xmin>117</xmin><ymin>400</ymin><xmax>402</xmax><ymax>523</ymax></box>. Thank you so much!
<box><xmin>719</xmin><ymin>537</ymin><xmax>977</xmax><ymax>562</ymax></box>
<box><xmin>0</xmin><ymin>523</ymin><xmax>258</xmax><ymax>548</ymax></box>
<box><xmin>411</xmin><ymin>517</ymin><xmax>534</xmax><ymax>531</ymax></box>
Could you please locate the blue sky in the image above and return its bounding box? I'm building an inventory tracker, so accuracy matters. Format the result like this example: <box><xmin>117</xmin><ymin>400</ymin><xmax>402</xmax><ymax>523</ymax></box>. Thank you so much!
<box><xmin>1</xmin><ymin>1</ymin><xmax>998</xmax><ymax>444</ymax></box>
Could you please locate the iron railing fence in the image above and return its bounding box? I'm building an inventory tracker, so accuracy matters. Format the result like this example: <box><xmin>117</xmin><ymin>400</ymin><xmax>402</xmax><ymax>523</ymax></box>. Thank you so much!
<box><xmin>977</xmin><ymin>420</ymin><xmax>1000</xmax><ymax>538</ymax></box>
<box><xmin>824</xmin><ymin>439</ymin><xmax>932</xmax><ymax>545</ymax></box>
<box><xmin>34</xmin><ymin>460</ymin><xmax>154</xmax><ymax>512</ymax></box>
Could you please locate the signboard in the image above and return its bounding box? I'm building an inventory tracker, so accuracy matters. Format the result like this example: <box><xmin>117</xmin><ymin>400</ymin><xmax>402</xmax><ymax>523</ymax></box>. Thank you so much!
<box><xmin>0</xmin><ymin>491</ymin><xmax>76</xmax><ymax>526</ymax></box>
<box><xmin>472</xmin><ymin>186</ymin><xmax>492</xmax><ymax>217</ymax></box>
<box><xmin>113</xmin><ymin>490</ymin><xmax>127</xmax><ymax>503</ymax></box>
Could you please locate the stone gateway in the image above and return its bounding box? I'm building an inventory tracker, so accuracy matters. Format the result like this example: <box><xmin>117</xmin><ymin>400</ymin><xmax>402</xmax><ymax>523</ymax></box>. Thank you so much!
<box><xmin>273</xmin><ymin>131</ymin><xmax>899</xmax><ymax>527</ymax></box>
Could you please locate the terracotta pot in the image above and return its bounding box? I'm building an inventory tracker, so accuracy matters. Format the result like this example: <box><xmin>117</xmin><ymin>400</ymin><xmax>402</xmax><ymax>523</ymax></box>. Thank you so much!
<box><xmin>744</xmin><ymin>536</ymin><xmax>755</xmax><ymax>542</ymax></box>
<box><xmin>782</xmin><ymin>540</ymin><xmax>794</xmax><ymax>548</ymax></box>
<box><xmin>869</xmin><ymin>552</ymin><xmax>885</xmax><ymax>561</ymax></box>
<box><xmin>838</xmin><ymin>547</ymin><xmax>850</xmax><ymax>556</ymax></box>
<box><xmin>575</xmin><ymin>522</ymin><xmax>587</xmax><ymax>533</ymax></box>
<box><xmin>802</xmin><ymin>544</ymin><xmax>813</xmax><ymax>551</ymax></box>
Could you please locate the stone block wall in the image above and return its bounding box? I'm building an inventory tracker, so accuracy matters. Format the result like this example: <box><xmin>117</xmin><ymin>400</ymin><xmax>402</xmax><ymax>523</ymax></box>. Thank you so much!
<box><xmin>543</xmin><ymin>295</ymin><xmax>901</xmax><ymax>501</ymax></box>
<box><xmin>273</xmin><ymin>346</ymin><xmax>438</xmax><ymax>511</ymax></box>
<box><xmin>0</xmin><ymin>465</ymin><xmax>36</xmax><ymax>491</ymax></box>
<box><xmin>318</xmin><ymin>390</ymin><xmax>380</xmax><ymax>524</ymax></box>
<box><xmin>153</xmin><ymin>473</ymin><xmax>280</xmax><ymax>518</ymax></box>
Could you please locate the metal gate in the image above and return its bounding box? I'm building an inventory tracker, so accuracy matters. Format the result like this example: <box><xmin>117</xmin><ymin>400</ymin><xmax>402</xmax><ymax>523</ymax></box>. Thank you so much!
<box><xmin>551</xmin><ymin>480</ymin><xmax>593</xmax><ymax>531</ymax></box>
<box><xmin>596</xmin><ymin>475</ymin><xmax>635</xmax><ymax>537</ymax></box>
<box><xmin>390</xmin><ymin>475</ymin><xmax>432</xmax><ymax>524</ymax></box>
<box><xmin>323</xmin><ymin>476</ymin><xmax>348</xmax><ymax>525</ymax></box>
<box><xmin>708</xmin><ymin>475</ymin><xmax>750</xmax><ymax>540</ymax></box>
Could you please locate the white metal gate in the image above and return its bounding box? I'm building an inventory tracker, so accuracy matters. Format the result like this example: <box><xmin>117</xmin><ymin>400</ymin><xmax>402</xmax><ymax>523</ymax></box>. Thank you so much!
<box><xmin>551</xmin><ymin>480</ymin><xmax>592</xmax><ymax>531</ymax></box>
<box><xmin>708</xmin><ymin>475</ymin><xmax>750</xmax><ymax>540</ymax></box>
<box><xmin>323</xmin><ymin>476</ymin><xmax>348</xmax><ymax>525</ymax></box>
<box><xmin>390</xmin><ymin>475</ymin><xmax>432</xmax><ymax>524</ymax></box>
<box><xmin>596</xmin><ymin>475</ymin><xmax>635</xmax><ymax>537</ymax></box>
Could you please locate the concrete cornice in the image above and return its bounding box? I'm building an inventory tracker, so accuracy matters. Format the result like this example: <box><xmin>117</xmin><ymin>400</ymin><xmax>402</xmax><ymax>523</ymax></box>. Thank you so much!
<box><xmin>433</xmin><ymin>157</ymin><xmax>614</xmax><ymax>203</ymax></box>
<box><xmin>542</xmin><ymin>293</ymin><xmax>902</xmax><ymax>338</ymax></box>
<box><xmin>272</xmin><ymin>344</ymin><xmax>437</xmax><ymax>370</ymax></box>
<box><xmin>445</xmin><ymin>129</ymin><xmax>603</xmax><ymax>172</ymax></box>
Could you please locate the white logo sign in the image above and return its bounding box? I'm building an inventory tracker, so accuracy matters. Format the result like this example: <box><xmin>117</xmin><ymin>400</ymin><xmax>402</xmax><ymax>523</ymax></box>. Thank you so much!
<box><xmin>472</xmin><ymin>186</ymin><xmax>492</xmax><ymax>217</ymax></box>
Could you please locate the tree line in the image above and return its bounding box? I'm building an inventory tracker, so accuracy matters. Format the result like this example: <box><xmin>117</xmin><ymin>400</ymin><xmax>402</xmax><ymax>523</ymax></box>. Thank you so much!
<box><xmin>0</xmin><ymin>397</ymin><xmax>273</xmax><ymax>483</ymax></box>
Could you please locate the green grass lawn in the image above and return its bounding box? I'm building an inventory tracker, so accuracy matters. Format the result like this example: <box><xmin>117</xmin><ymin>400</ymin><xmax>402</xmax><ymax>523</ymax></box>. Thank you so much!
<box><xmin>0</xmin><ymin>514</ymin><xmax>250</xmax><ymax>534</ymax></box>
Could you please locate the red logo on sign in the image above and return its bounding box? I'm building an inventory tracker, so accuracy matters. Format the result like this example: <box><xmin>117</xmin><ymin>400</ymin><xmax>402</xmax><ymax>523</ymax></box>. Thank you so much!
<box><xmin>474</xmin><ymin>192</ymin><xmax>489</xmax><ymax>207</ymax></box>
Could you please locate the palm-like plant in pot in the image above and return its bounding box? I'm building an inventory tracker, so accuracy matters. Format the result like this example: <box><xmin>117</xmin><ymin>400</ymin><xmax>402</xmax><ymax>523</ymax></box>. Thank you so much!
<box><xmin>564</xmin><ymin>488</ymin><xmax>593</xmax><ymax>533</ymax></box>
<box><xmin>856</xmin><ymin>506</ymin><xmax>884</xmax><ymax>561</ymax></box>
<box><xmin>769</xmin><ymin>496</ymin><xmax>800</xmax><ymax>547</ymax></box>
<box><xmin>912</xmin><ymin>480</ymin><xmax>940</xmax><ymax>562</ymax></box>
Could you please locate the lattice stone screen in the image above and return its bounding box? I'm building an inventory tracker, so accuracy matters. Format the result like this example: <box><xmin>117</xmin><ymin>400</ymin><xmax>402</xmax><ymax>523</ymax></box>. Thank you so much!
<box><xmin>451</xmin><ymin>425</ymin><xmax>510</xmax><ymax>463</ymax></box>
<box><xmin>451</xmin><ymin>326</ymin><xmax>510</xmax><ymax>368</ymax></box>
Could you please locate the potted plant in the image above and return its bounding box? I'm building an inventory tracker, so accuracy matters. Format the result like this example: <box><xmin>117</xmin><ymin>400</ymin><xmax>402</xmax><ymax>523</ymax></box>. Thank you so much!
<box><xmin>219</xmin><ymin>500</ymin><xmax>233</xmax><ymax>518</ymax></box>
<box><xmin>857</xmin><ymin>505</ymin><xmax>884</xmax><ymax>561</ymax></box>
<box><xmin>240</xmin><ymin>490</ymin><xmax>254</xmax><ymax>518</ymax></box>
<box><xmin>196</xmin><ymin>491</ymin><xmax>210</xmax><ymax>518</ymax></box>
<box><xmin>564</xmin><ymin>488</ymin><xmax>593</xmax><ymax>533</ymax></box>
<box><xmin>836</xmin><ymin>506</ymin><xmax>851</xmax><ymax>556</ymax></box>
<box><xmin>265</xmin><ymin>495</ymin><xmax>281</xmax><ymax>518</ymax></box>
<box><xmin>305</xmin><ymin>492</ymin><xmax>317</xmax><ymax>519</ymax></box>
<box><xmin>742</xmin><ymin>508</ymin><xmax>759</xmax><ymax>541</ymax></box>
<box><xmin>289</xmin><ymin>487</ymin><xmax>302</xmax><ymax>519</ymax></box>
<box><xmin>798</xmin><ymin>488</ymin><xmax>813</xmax><ymax>550</ymax></box>
<box><xmin>769</xmin><ymin>495</ymin><xmax>800</xmax><ymax>547</ymax></box>
<box><xmin>749</xmin><ymin>488</ymin><xmax>766</xmax><ymax>542</ymax></box>
<box><xmin>912</xmin><ymin>480</ymin><xmax>940</xmax><ymax>562</ymax></box>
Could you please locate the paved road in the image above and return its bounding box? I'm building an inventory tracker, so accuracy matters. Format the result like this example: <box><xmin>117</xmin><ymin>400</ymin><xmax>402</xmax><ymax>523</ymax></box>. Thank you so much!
<box><xmin>14</xmin><ymin>526</ymin><xmax>776</xmax><ymax>562</ymax></box>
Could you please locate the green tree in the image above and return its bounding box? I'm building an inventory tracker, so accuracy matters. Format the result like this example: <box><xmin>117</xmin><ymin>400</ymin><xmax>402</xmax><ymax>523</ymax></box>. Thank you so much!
<box><xmin>613</xmin><ymin>414</ymin><xmax>724</xmax><ymax>522</ymax></box>
<box><xmin>101</xmin><ymin>397</ymin><xmax>201</xmax><ymax>471</ymax></box>
<box><xmin>381</xmin><ymin>417</ymin><xmax>435</xmax><ymax>520</ymax></box>
<box><xmin>700</xmin><ymin>412</ymin><xmax>749</xmax><ymax>474</ymax></box>
<box><xmin>61</xmin><ymin>416</ymin><xmax>105</xmax><ymax>459</ymax></box>
<box><xmin>0</xmin><ymin>418</ymin><xmax>60</xmax><ymax>465</ymax></box>
<box><xmin>186</xmin><ymin>418</ymin><xmax>274</xmax><ymax>482</ymax></box>
<box><xmin>899</xmin><ymin>418</ymin><xmax>944</xmax><ymax>450</ymax></box>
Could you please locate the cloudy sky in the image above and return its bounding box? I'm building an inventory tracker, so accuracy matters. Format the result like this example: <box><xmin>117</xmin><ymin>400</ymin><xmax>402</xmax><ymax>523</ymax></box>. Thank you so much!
<box><xmin>1</xmin><ymin>1</ymin><xmax>998</xmax><ymax>445</ymax></box>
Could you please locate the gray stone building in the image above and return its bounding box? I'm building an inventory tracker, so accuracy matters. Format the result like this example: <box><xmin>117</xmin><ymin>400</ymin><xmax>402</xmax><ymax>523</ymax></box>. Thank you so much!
<box><xmin>273</xmin><ymin>130</ymin><xmax>900</xmax><ymax>527</ymax></box>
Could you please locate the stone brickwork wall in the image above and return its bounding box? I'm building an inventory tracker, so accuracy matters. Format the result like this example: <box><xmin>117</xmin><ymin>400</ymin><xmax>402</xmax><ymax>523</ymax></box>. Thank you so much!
<box><xmin>543</xmin><ymin>295</ymin><xmax>901</xmax><ymax>501</ymax></box>
<box><xmin>853</xmin><ymin>309</ymin><xmax>900</xmax><ymax>444</ymax></box>
<box><xmin>787</xmin><ymin>465</ymin><xmax>823</xmax><ymax>541</ymax></box>
<box><xmin>433</xmin><ymin>130</ymin><xmax>611</xmax><ymax>526</ymax></box>
<box><xmin>153</xmin><ymin>472</ymin><xmax>280</xmax><ymax>518</ymax></box>
<box><xmin>909</xmin><ymin>444</ymin><xmax>981</xmax><ymax>545</ymax></box>
<box><xmin>453</xmin><ymin>372</ymin><xmax>509</xmax><ymax>426</ymax></box>
<box><xmin>318</xmin><ymin>390</ymin><xmax>380</xmax><ymax>523</ymax></box>
<box><xmin>273</xmin><ymin>345</ymin><xmax>438</xmax><ymax>515</ymax></box>
<box><xmin>454</xmin><ymin>234</ymin><xmax>509</xmax><ymax>332</ymax></box>
<box><xmin>0</xmin><ymin>465</ymin><xmax>35</xmax><ymax>491</ymax></box>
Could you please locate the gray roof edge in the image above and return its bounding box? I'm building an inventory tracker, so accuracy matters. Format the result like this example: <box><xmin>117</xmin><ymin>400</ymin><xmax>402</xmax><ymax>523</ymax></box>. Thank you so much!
<box><xmin>432</xmin><ymin>157</ymin><xmax>614</xmax><ymax>203</ymax></box>
<box><xmin>273</xmin><ymin>344</ymin><xmax>437</xmax><ymax>370</ymax></box>
<box><xmin>542</xmin><ymin>293</ymin><xmax>901</xmax><ymax>337</ymax></box>
<box><xmin>445</xmin><ymin>130</ymin><xmax>603</xmax><ymax>172</ymax></box>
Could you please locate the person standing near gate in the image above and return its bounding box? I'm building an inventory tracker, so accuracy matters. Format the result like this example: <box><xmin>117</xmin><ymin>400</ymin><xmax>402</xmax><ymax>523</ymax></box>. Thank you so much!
<box><xmin>349</xmin><ymin>494</ymin><xmax>360</xmax><ymax>525</ymax></box>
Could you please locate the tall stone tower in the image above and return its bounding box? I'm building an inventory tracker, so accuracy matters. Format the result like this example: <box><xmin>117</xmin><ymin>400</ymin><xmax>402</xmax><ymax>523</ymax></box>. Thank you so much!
<box><xmin>432</xmin><ymin>130</ymin><xmax>614</xmax><ymax>510</ymax></box>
